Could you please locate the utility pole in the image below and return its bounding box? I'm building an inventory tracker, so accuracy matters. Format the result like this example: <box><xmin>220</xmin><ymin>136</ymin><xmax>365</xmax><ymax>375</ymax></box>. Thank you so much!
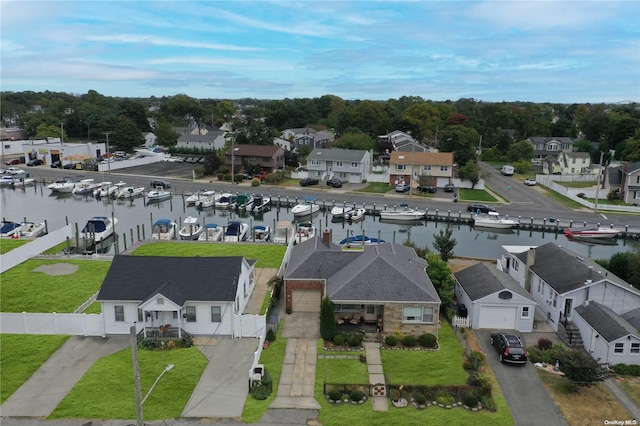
<box><xmin>60</xmin><ymin>123</ymin><xmax>65</xmax><ymax>144</ymax></box>
<box><xmin>104</xmin><ymin>132</ymin><xmax>111</xmax><ymax>175</ymax></box>
<box><xmin>130</xmin><ymin>325</ymin><xmax>144</xmax><ymax>426</ymax></box>
<box><xmin>594</xmin><ymin>151</ymin><xmax>604</xmax><ymax>213</ymax></box>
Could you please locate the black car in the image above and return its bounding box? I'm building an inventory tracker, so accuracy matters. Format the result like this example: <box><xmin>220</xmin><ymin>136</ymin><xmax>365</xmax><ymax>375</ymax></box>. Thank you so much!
<box><xmin>444</xmin><ymin>184</ymin><xmax>455</xmax><ymax>193</ymax></box>
<box><xmin>300</xmin><ymin>177</ymin><xmax>319</xmax><ymax>186</ymax></box>
<box><xmin>416</xmin><ymin>185</ymin><xmax>437</xmax><ymax>193</ymax></box>
<box><xmin>326</xmin><ymin>178</ymin><xmax>343</xmax><ymax>188</ymax></box>
<box><xmin>26</xmin><ymin>159</ymin><xmax>43</xmax><ymax>166</ymax></box>
<box><xmin>150</xmin><ymin>179</ymin><xmax>171</xmax><ymax>188</ymax></box>
<box><xmin>490</xmin><ymin>333</ymin><xmax>528</xmax><ymax>364</ymax></box>
<box><xmin>50</xmin><ymin>160</ymin><xmax>62</xmax><ymax>168</ymax></box>
<box><xmin>467</xmin><ymin>203</ymin><xmax>497</xmax><ymax>214</ymax></box>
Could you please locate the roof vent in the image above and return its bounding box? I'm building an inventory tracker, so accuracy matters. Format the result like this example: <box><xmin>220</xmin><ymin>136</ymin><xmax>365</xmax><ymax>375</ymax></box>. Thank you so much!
<box><xmin>316</xmin><ymin>152</ymin><xmax>322</xmax><ymax>155</ymax></box>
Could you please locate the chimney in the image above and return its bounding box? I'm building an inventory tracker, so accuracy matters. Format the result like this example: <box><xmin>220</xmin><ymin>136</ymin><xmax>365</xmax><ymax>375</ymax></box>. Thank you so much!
<box><xmin>524</xmin><ymin>247</ymin><xmax>536</xmax><ymax>292</ymax></box>
<box><xmin>322</xmin><ymin>229</ymin><xmax>332</xmax><ymax>247</ymax></box>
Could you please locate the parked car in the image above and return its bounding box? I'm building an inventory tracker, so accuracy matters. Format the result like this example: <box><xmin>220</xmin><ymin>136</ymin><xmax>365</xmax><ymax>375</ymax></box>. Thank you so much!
<box><xmin>7</xmin><ymin>167</ymin><xmax>26</xmax><ymax>175</ymax></box>
<box><xmin>326</xmin><ymin>178</ymin><xmax>343</xmax><ymax>188</ymax></box>
<box><xmin>50</xmin><ymin>160</ymin><xmax>62</xmax><ymax>168</ymax></box>
<box><xmin>5</xmin><ymin>159</ymin><xmax>20</xmax><ymax>165</ymax></box>
<box><xmin>416</xmin><ymin>185</ymin><xmax>437</xmax><ymax>193</ymax></box>
<box><xmin>150</xmin><ymin>179</ymin><xmax>171</xmax><ymax>188</ymax></box>
<box><xmin>254</xmin><ymin>171</ymin><xmax>269</xmax><ymax>181</ymax></box>
<box><xmin>490</xmin><ymin>332</ymin><xmax>528</xmax><ymax>364</ymax></box>
<box><xmin>524</xmin><ymin>178</ymin><xmax>536</xmax><ymax>186</ymax></box>
<box><xmin>299</xmin><ymin>177</ymin><xmax>319</xmax><ymax>187</ymax></box>
<box><xmin>395</xmin><ymin>183</ymin><xmax>410</xmax><ymax>192</ymax></box>
<box><xmin>26</xmin><ymin>159</ymin><xmax>43</xmax><ymax>166</ymax></box>
<box><xmin>63</xmin><ymin>162</ymin><xmax>82</xmax><ymax>170</ymax></box>
<box><xmin>444</xmin><ymin>183</ymin><xmax>455</xmax><ymax>192</ymax></box>
<box><xmin>466</xmin><ymin>203</ymin><xmax>497</xmax><ymax>214</ymax></box>
<box><xmin>197</xmin><ymin>157</ymin><xmax>206</xmax><ymax>164</ymax></box>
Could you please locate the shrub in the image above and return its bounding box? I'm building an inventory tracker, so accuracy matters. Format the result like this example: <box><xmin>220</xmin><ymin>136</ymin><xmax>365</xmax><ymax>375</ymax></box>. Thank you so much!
<box><xmin>538</xmin><ymin>338</ymin><xmax>553</xmax><ymax>350</ymax></box>
<box><xmin>251</xmin><ymin>178</ymin><xmax>261</xmax><ymax>187</ymax></box>
<box><xmin>390</xmin><ymin>389</ymin><xmax>401</xmax><ymax>401</ymax></box>
<box><xmin>612</xmin><ymin>364</ymin><xmax>640</xmax><ymax>376</ymax></box>
<box><xmin>347</xmin><ymin>334</ymin><xmax>361</xmax><ymax>347</ymax></box>
<box><xmin>463</xmin><ymin>394</ymin><xmax>478</xmax><ymax>407</ymax></box>
<box><xmin>333</xmin><ymin>334</ymin><xmax>345</xmax><ymax>345</ymax></box>
<box><xmin>327</xmin><ymin>389</ymin><xmax>341</xmax><ymax>401</ymax></box>
<box><xmin>418</xmin><ymin>333</ymin><xmax>437</xmax><ymax>348</ymax></box>
<box><xmin>401</xmin><ymin>335</ymin><xmax>417</xmax><ymax>347</ymax></box>
<box><xmin>266</xmin><ymin>328</ymin><xmax>276</xmax><ymax>342</ymax></box>
<box><xmin>414</xmin><ymin>393</ymin><xmax>427</xmax><ymax>405</ymax></box>
<box><xmin>350</xmin><ymin>390</ymin><xmax>365</xmax><ymax>402</ymax></box>
<box><xmin>385</xmin><ymin>335</ymin><xmax>398</xmax><ymax>346</ymax></box>
<box><xmin>465</xmin><ymin>350</ymin><xmax>485</xmax><ymax>372</ymax></box>
<box><xmin>480</xmin><ymin>394</ymin><xmax>497</xmax><ymax>411</ymax></box>
<box><xmin>435</xmin><ymin>391</ymin><xmax>455</xmax><ymax>406</ymax></box>
<box><xmin>252</xmin><ymin>383</ymin><xmax>271</xmax><ymax>400</ymax></box>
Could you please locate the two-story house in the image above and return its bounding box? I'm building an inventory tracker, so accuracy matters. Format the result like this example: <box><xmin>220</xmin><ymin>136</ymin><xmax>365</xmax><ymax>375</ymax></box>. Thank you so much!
<box><xmin>281</xmin><ymin>128</ymin><xmax>335</xmax><ymax>151</ymax></box>
<box><xmin>177</xmin><ymin>131</ymin><xmax>226</xmax><ymax>151</ymax></box>
<box><xmin>225</xmin><ymin>144</ymin><xmax>285</xmax><ymax>173</ymax></box>
<box><xmin>606</xmin><ymin>162</ymin><xmax>640</xmax><ymax>204</ymax></box>
<box><xmin>528</xmin><ymin>137</ymin><xmax>575</xmax><ymax>166</ymax></box>
<box><xmin>305</xmin><ymin>148</ymin><xmax>371</xmax><ymax>183</ymax></box>
<box><xmin>543</xmin><ymin>151</ymin><xmax>595</xmax><ymax>175</ymax></box>
<box><xmin>389</xmin><ymin>151</ymin><xmax>454</xmax><ymax>188</ymax></box>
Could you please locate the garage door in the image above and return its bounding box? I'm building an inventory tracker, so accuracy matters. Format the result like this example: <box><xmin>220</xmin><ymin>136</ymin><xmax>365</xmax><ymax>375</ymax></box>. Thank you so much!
<box><xmin>477</xmin><ymin>306</ymin><xmax>518</xmax><ymax>329</ymax></box>
<box><xmin>292</xmin><ymin>290</ymin><xmax>321</xmax><ymax>312</ymax></box>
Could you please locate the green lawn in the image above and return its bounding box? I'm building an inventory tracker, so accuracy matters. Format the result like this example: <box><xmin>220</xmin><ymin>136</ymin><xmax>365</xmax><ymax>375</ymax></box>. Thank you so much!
<box><xmin>323</xmin><ymin>357</ymin><xmax>369</xmax><ymax>385</ymax></box>
<box><xmin>355</xmin><ymin>183</ymin><xmax>393</xmax><ymax>194</ymax></box>
<box><xmin>557</xmin><ymin>181</ymin><xmax>596</xmax><ymax>188</ymax></box>
<box><xmin>0</xmin><ymin>238</ymin><xmax>28</xmax><ymax>255</ymax></box>
<box><xmin>49</xmin><ymin>346</ymin><xmax>207</xmax><ymax>420</ymax></box>
<box><xmin>459</xmin><ymin>188</ymin><xmax>498</xmax><ymax>203</ymax></box>
<box><xmin>537</xmin><ymin>185</ymin><xmax>584</xmax><ymax>209</ymax></box>
<box><xmin>0</xmin><ymin>259</ymin><xmax>111</xmax><ymax>313</ymax></box>
<box><xmin>0</xmin><ymin>334</ymin><xmax>70</xmax><ymax>404</ymax></box>
<box><xmin>131</xmin><ymin>242</ymin><xmax>286</xmax><ymax>268</ymax></box>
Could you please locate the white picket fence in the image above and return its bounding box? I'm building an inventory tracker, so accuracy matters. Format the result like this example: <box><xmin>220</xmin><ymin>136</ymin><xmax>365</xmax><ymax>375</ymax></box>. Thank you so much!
<box><xmin>451</xmin><ymin>315</ymin><xmax>471</xmax><ymax>328</ymax></box>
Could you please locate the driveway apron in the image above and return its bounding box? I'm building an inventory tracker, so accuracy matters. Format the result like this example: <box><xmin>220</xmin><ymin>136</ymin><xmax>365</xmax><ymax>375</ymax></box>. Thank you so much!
<box><xmin>0</xmin><ymin>335</ymin><xmax>129</xmax><ymax>417</ymax></box>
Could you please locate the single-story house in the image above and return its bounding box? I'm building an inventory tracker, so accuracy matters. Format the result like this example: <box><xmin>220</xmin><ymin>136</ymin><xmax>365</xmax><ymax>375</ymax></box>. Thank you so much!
<box><xmin>177</xmin><ymin>131</ymin><xmax>226</xmax><ymax>151</ymax></box>
<box><xmin>454</xmin><ymin>262</ymin><xmax>537</xmax><ymax>332</ymax></box>
<box><xmin>97</xmin><ymin>255</ymin><xmax>256</xmax><ymax>337</ymax></box>
<box><xmin>284</xmin><ymin>231</ymin><xmax>441</xmax><ymax>336</ymax></box>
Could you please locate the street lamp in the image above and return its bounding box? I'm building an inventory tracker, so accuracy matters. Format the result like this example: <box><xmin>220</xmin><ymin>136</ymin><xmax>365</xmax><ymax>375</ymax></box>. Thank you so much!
<box><xmin>60</xmin><ymin>123</ymin><xmax>64</xmax><ymax>144</ymax></box>
<box><xmin>231</xmin><ymin>146</ymin><xmax>239</xmax><ymax>183</ymax></box>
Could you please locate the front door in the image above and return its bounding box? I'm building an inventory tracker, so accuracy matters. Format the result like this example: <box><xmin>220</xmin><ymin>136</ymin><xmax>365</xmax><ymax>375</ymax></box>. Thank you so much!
<box><xmin>564</xmin><ymin>299</ymin><xmax>573</xmax><ymax>319</ymax></box>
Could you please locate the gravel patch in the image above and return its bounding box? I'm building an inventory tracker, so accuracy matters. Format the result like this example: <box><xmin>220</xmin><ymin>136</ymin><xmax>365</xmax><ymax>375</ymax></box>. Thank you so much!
<box><xmin>33</xmin><ymin>263</ymin><xmax>79</xmax><ymax>276</ymax></box>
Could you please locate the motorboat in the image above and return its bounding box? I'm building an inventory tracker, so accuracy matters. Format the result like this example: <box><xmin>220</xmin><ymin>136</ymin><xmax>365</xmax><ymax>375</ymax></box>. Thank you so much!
<box><xmin>150</xmin><ymin>219</ymin><xmax>177</xmax><ymax>240</ymax></box>
<box><xmin>331</xmin><ymin>205</ymin><xmax>353</xmax><ymax>218</ymax></box>
<box><xmin>252</xmin><ymin>225</ymin><xmax>271</xmax><ymax>242</ymax></box>
<box><xmin>0</xmin><ymin>221</ymin><xmax>22</xmax><ymax>237</ymax></box>
<box><xmin>272</xmin><ymin>220</ymin><xmax>294</xmax><ymax>244</ymax></box>
<box><xmin>222</xmin><ymin>220</ymin><xmax>248</xmax><ymax>242</ymax></box>
<box><xmin>18</xmin><ymin>221</ymin><xmax>46</xmax><ymax>237</ymax></box>
<box><xmin>344</xmin><ymin>208</ymin><xmax>366</xmax><ymax>222</ymax></box>
<box><xmin>295</xmin><ymin>222</ymin><xmax>316</xmax><ymax>243</ymax></box>
<box><xmin>249</xmin><ymin>195</ymin><xmax>271</xmax><ymax>212</ymax></box>
<box><xmin>47</xmin><ymin>177</ymin><xmax>77</xmax><ymax>193</ymax></box>
<box><xmin>146</xmin><ymin>186</ymin><xmax>172</xmax><ymax>203</ymax></box>
<box><xmin>198</xmin><ymin>223</ymin><xmax>223</xmax><ymax>242</ymax></box>
<box><xmin>80</xmin><ymin>216</ymin><xmax>117</xmax><ymax>243</ymax></box>
<box><xmin>72</xmin><ymin>179</ymin><xmax>99</xmax><ymax>195</ymax></box>
<box><xmin>178</xmin><ymin>216</ymin><xmax>204</xmax><ymax>240</ymax></box>
<box><xmin>291</xmin><ymin>196</ymin><xmax>320</xmax><ymax>217</ymax></box>
<box><xmin>563</xmin><ymin>227</ymin><xmax>622</xmax><ymax>239</ymax></box>
<box><xmin>214</xmin><ymin>193</ymin><xmax>237</xmax><ymax>209</ymax></box>
<box><xmin>236</xmin><ymin>193</ymin><xmax>254</xmax><ymax>211</ymax></box>
<box><xmin>115</xmin><ymin>184</ymin><xmax>145</xmax><ymax>199</ymax></box>
<box><xmin>93</xmin><ymin>181</ymin><xmax>120</xmax><ymax>198</ymax></box>
<box><xmin>339</xmin><ymin>233</ymin><xmax>386</xmax><ymax>246</ymax></box>
<box><xmin>473</xmin><ymin>212</ymin><xmax>518</xmax><ymax>229</ymax></box>
<box><xmin>185</xmin><ymin>189</ymin><xmax>212</xmax><ymax>205</ymax></box>
<box><xmin>7</xmin><ymin>176</ymin><xmax>36</xmax><ymax>187</ymax></box>
<box><xmin>379</xmin><ymin>206</ymin><xmax>425</xmax><ymax>221</ymax></box>
<box><xmin>194</xmin><ymin>190</ymin><xmax>217</xmax><ymax>208</ymax></box>
<box><xmin>0</xmin><ymin>175</ymin><xmax>16</xmax><ymax>186</ymax></box>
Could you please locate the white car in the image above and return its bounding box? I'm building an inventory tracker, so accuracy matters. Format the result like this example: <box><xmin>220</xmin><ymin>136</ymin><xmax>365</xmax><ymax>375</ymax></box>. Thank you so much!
<box><xmin>7</xmin><ymin>167</ymin><xmax>25</xmax><ymax>175</ymax></box>
<box><xmin>524</xmin><ymin>178</ymin><xmax>536</xmax><ymax>186</ymax></box>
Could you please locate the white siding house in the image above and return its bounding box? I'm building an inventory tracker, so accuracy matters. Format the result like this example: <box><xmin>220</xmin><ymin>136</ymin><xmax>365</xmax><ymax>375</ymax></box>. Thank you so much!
<box><xmin>305</xmin><ymin>148</ymin><xmax>371</xmax><ymax>183</ymax></box>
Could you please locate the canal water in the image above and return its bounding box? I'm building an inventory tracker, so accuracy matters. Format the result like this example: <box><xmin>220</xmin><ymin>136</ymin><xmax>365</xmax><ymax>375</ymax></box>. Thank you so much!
<box><xmin>1</xmin><ymin>185</ymin><xmax>637</xmax><ymax>260</ymax></box>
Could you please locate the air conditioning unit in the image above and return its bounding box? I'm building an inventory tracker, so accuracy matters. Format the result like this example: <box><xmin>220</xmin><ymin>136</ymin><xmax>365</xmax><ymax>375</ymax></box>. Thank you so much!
<box><xmin>547</xmin><ymin>298</ymin><xmax>553</xmax><ymax>305</ymax></box>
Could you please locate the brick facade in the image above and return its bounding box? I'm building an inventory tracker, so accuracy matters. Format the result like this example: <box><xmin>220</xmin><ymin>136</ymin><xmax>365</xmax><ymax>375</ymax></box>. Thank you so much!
<box><xmin>284</xmin><ymin>279</ymin><xmax>325</xmax><ymax>312</ymax></box>
<box><xmin>383</xmin><ymin>303</ymin><xmax>439</xmax><ymax>336</ymax></box>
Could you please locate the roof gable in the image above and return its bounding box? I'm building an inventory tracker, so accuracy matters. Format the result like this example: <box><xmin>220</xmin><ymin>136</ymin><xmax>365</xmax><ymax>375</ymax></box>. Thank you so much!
<box><xmin>575</xmin><ymin>301</ymin><xmax>639</xmax><ymax>341</ymax></box>
<box><xmin>455</xmin><ymin>262</ymin><xmax>535</xmax><ymax>301</ymax></box>
<box><xmin>308</xmin><ymin>148</ymin><xmax>368</xmax><ymax>162</ymax></box>
<box><xmin>390</xmin><ymin>151</ymin><xmax>454</xmax><ymax>166</ymax></box>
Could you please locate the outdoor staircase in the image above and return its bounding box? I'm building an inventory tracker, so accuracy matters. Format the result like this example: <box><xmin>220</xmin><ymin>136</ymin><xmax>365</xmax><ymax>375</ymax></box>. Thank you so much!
<box><xmin>558</xmin><ymin>321</ymin><xmax>584</xmax><ymax>350</ymax></box>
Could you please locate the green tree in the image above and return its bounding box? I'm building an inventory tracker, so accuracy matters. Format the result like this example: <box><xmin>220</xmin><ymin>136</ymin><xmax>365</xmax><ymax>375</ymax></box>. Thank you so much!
<box><xmin>155</xmin><ymin>117</ymin><xmax>179</xmax><ymax>147</ymax></box>
<box><xmin>35</xmin><ymin>123</ymin><xmax>65</xmax><ymax>140</ymax></box>
<box><xmin>319</xmin><ymin>296</ymin><xmax>337</xmax><ymax>341</ymax></box>
<box><xmin>118</xmin><ymin>99</ymin><xmax>151</xmax><ymax>132</ymax></box>
<box><xmin>621</xmin><ymin>133</ymin><xmax>640</xmax><ymax>162</ymax></box>
<box><xmin>352</xmin><ymin>101</ymin><xmax>387</xmax><ymax>136</ymax></box>
<box><xmin>425</xmin><ymin>252</ymin><xmax>456</xmax><ymax>315</ymax></box>
<box><xmin>160</xmin><ymin>94</ymin><xmax>205</xmax><ymax>127</ymax></box>
<box><xmin>332</xmin><ymin>132</ymin><xmax>376</xmax><ymax>151</ymax></box>
<box><xmin>513</xmin><ymin>160</ymin><xmax>531</xmax><ymax>174</ymax></box>
<box><xmin>507</xmin><ymin>140</ymin><xmax>534</xmax><ymax>162</ymax></box>
<box><xmin>607</xmin><ymin>252</ymin><xmax>632</xmax><ymax>283</ymax></box>
<box><xmin>215</xmin><ymin>100</ymin><xmax>236</xmax><ymax>121</ymax></box>
<box><xmin>439</xmin><ymin>125</ymin><xmax>480</xmax><ymax>166</ymax></box>
<box><xmin>432</xmin><ymin>226</ymin><xmax>456</xmax><ymax>262</ymax></box>
<box><xmin>458</xmin><ymin>161</ymin><xmax>480</xmax><ymax>188</ymax></box>
<box><xmin>560</xmin><ymin>349</ymin><xmax>605</xmax><ymax>388</ymax></box>
<box><xmin>101</xmin><ymin>116</ymin><xmax>145</xmax><ymax>151</ymax></box>
<box><xmin>402</xmin><ymin>102</ymin><xmax>442</xmax><ymax>141</ymax></box>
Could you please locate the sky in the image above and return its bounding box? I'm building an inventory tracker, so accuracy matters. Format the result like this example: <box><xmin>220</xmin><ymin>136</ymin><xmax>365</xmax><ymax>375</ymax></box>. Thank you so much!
<box><xmin>1</xmin><ymin>1</ymin><xmax>639</xmax><ymax>104</ymax></box>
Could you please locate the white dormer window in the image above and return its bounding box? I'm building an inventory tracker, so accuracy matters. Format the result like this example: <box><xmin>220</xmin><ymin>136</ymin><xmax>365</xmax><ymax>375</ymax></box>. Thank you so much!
<box><xmin>157</xmin><ymin>297</ymin><xmax>164</xmax><ymax>305</ymax></box>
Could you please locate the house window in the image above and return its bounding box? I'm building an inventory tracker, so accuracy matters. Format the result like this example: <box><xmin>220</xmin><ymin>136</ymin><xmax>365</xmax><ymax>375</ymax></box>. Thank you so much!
<box><xmin>537</xmin><ymin>279</ymin><xmax>543</xmax><ymax>295</ymax></box>
<box><xmin>336</xmin><ymin>161</ymin><xmax>343</xmax><ymax>167</ymax></box>
<box><xmin>114</xmin><ymin>305</ymin><xmax>124</xmax><ymax>322</ymax></box>
<box><xmin>402</xmin><ymin>306</ymin><xmax>434</xmax><ymax>323</ymax></box>
<box><xmin>351</xmin><ymin>162</ymin><xmax>358</xmax><ymax>168</ymax></box>
<box><xmin>173</xmin><ymin>311</ymin><xmax>178</xmax><ymax>319</ymax></box>
<box><xmin>211</xmin><ymin>306</ymin><xmax>222</xmax><ymax>322</ymax></box>
<box><xmin>614</xmin><ymin>343</ymin><xmax>624</xmax><ymax>354</ymax></box>
<box><xmin>521</xmin><ymin>307</ymin><xmax>530</xmax><ymax>318</ymax></box>
<box><xmin>310</xmin><ymin>160</ymin><xmax>321</xmax><ymax>166</ymax></box>
<box><xmin>185</xmin><ymin>306</ymin><xmax>196</xmax><ymax>322</ymax></box>
<box><xmin>631</xmin><ymin>343</ymin><xmax>640</xmax><ymax>354</ymax></box>
<box><xmin>138</xmin><ymin>308</ymin><xmax>143</xmax><ymax>322</ymax></box>
<box><xmin>396</xmin><ymin>164</ymin><xmax>406</xmax><ymax>171</ymax></box>
<box><xmin>440</xmin><ymin>165</ymin><xmax>448</xmax><ymax>172</ymax></box>
<box><xmin>423</xmin><ymin>165</ymin><xmax>431</xmax><ymax>171</ymax></box>
<box><xmin>513</xmin><ymin>260</ymin><xmax>519</xmax><ymax>271</ymax></box>
<box><xmin>157</xmin><ymin>297</ymin><xmax>164</xmax><ymax>305</ymax></box>
<box><xmin>552</xmin><ymin>293</ymin><xmax>558</xmax><ymax>308</ymax></box>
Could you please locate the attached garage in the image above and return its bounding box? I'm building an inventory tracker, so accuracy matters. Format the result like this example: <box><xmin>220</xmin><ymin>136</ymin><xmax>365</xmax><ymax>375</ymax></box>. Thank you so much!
<box><xmin>292</xmin><ymin>289</ymin><xmax>321</xmax><ymax>312</ymax></box>
<box><xmin>477</xmin><ymin>306</ymin><xmax>518</xmax><ymax>329</ymax></box>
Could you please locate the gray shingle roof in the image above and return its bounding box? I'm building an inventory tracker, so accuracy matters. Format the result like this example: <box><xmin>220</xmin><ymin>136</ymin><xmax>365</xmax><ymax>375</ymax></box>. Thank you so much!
<box><xmin>454</xmin><ymin>263</ymin><xmax>535</xmax><ymax>302</ymax></box>
<box><xmin>622</xmin><ymin>308</ymin><xmax>640</xmax><ymax>330</ymax></box>
<box><xmin>97</xmin><ymin>255</ymin><xmax>243</xmax><ymax>303</ymax></box>
<box><xmin>575</xmin><ymin>301</ymin><xmax>639</xmax><ymax>341</ymax></box>
<box><xmin>308</xmin><ymin>148</ymin><xmax>368</xmax><ymax>162</ymax></box>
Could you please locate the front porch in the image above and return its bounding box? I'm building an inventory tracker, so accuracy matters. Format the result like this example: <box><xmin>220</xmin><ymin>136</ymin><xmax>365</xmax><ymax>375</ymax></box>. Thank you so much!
<box><xmin>137</xmin><ymin>325</ymin><xmax>193</xmax><ymax>342</ymax></box>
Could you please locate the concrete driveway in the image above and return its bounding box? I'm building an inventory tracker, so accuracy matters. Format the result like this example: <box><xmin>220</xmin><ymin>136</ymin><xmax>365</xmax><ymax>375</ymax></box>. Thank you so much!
<box><xmin>476</xmin><ymin>330</ymin><xmax>567</xmax><ymax>426</ymax></box>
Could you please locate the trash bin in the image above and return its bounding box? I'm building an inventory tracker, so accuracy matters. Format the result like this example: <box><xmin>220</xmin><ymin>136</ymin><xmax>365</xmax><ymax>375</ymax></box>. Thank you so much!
<box><xmin>458</xmin><ymin>304</ymin><xmax>468</xmax><ymax>318</ymax></box>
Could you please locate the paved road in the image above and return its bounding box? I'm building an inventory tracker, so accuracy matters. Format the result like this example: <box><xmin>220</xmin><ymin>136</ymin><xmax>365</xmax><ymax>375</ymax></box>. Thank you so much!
<box><xmin>476</xmin><ymin>330</ymin><xmax>567</xmax><ymax>426</ymax></box>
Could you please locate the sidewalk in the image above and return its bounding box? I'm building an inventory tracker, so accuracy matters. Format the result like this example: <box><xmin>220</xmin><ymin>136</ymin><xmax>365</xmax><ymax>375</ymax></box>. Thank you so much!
<box><xmin>364</xmin><ymin>342</ymin><xmax>388</xmax><ymax>411</ymax></box>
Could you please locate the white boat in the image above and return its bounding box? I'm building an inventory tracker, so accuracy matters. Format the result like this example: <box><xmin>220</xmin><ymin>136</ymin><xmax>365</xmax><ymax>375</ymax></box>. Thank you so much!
<box><xmin>178</xmin><ymin>216</ymin><xmax>203</xmax><ymax>240</ymax></box>
<box><xmin>563</xmin><ymin>227</ymin><xmax>622</xmax><ymax>239</ymax></box>
<box><xmin>252</xmin><ymin>225</ymin><xmax>271</xmax><ymax>242</ymax></box>
<box><xmin>214</xmin><ymin>193</ymin><xmax>237</xmax><ymax>209</ymax></box>
<box><xmin>249</xmin><ymin>195</ymin><xmax>271</xmax><ymax>212</ymax></box>
<box><xmin>18</xmin><ymin>221</ymin><xmax>46</xmax><ymax>237</ymax></box>
<box><xmin>150</xmin><ymin>219</ymin><xmax>177</xmax><ymax>240</ymax></box>
<box><xmin>194</xmin><ymin>190</ymin><xmax>217</xmax><ymax>208</ymax></box>
<box><xmin>0</xmin><ymin>221</ymin><xmax>22</xmax><ymax>237</ymax></box>
<box><xmin>146</xmin><ymin>186</ymin><xmax>172</xmax><ymax>203</ymax></box>
<box><xmin>80</xmin><ymin>216</ymin><xmax>117</xmax><ymax>243</ymax></box>
<box><xmin>295</xmin><ymin>222</ymin><xmax>316</xmax><ymax>243</ymax></box>
<box><xmin>379</xmin><ymin>206</ymin><xmax>425</xmax><ymax>221</ymax></box>
<box><xmin>272</xmin><ymin>220</ymin><xmax>294</xmax><ymax>244</ymax></box>
<box><xmin>198</xmin><ymin>223</ymin><xmax>223</xmax><ymax>242</ymax></box>
<box><xmin>473</xmin><ymin>212</ymin><xmax>518</xmax><ymax>229</ymax></box>
<box><xmin>331</xmin><ymin>205</ymin><xmax>353</xmax><ymax>218</ymax></box>
<box><xmin>72</xmin><ymin>179</ymin><xmax>98</xmax><ymax>195</ymax></box>
<box><xmin>116</xmin><ymin>184</ymin><xmax>145</xmax><ymax>199</ymax></box>
<box><xmin>8</xmin><ymin>177</ymin><xmax>36</xmax><ymax>187</ymax></box>
<box><xmin>222</xmin><ymin>220</ymin><xmax>248</xmax><ymax>242</ymax></box>
<box><xmin>185</xmin><ymin>189</ymin><xmax>212</xmax><ymax>205</ymax></box>
<box><xmin>47</xmin><ymin>177</ymin><xmax>76</xmax><ymax>193</ymax></box>
<box><xmin>236</xmin><ymin>193</ymin><xmax>254</xmax><ymax>211</ymax></box>
<box><xmin>0</xmin><ymin>175</ymin><xmax>16</xmax><ymax>186</ymax></box>
<box><xmin>93</xmin><ymin>181</ymin><xmax>119</xmax><ymax>198</ymax></box>
<box><xmin>344</xmin><ymin>208</ymin><xmax>366</xmax><ymax>222</ymax></box>
<box><xmin>292</xmin><ymin>197</ymin><xmax>320</xmax><ymax>217</ymax></box>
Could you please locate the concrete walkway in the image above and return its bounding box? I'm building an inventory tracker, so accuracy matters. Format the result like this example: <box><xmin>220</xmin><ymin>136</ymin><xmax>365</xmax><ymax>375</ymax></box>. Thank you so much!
<box><xmin>603</xmin><ymin>377</ymin><xmax>640</xmax><ymax>421</ymax></box>
<box><xmin>244</xmin><ymin>268</ymin><xmax>278</xmax><ymax>315</ymax></box>
<box><xmin>364</xmin><ymin>342</ymin><xmax>388</xmax><ymax>411</ymax></box>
